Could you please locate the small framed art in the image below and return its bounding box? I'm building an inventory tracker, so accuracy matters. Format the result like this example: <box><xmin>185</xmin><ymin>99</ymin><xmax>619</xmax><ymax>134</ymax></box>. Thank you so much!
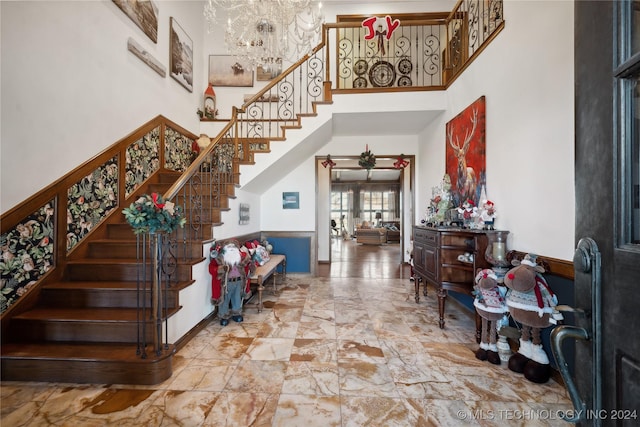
<box><xmin>209</xmin><ymin>55</ymin><xmax>254</xmax><ymax>87</ymax></box>
<box><xmin>282</xmin><ymin>192</ymin><xmax>299</xmax><ymax>209</ymax></box>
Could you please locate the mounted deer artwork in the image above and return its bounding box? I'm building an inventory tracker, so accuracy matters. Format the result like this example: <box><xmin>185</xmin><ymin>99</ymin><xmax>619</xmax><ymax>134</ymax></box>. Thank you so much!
<box><xmin>446</xmin><ymin>96</ymin><xmax>486</xmax><ymax>208</ymax></box>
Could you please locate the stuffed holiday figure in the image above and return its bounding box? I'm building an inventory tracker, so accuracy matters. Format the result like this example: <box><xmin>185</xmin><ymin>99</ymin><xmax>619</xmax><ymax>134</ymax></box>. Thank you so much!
<box><xmin>473</xmin><ymin>268</ymin><xmax>508</xmax><ymax>365</ymax></box>
<box><xmin>245</xmin><ymin>239</ymin><xmax>271</xmax><ymax>266</ymax></box>
<box><xmin>504</xmin><ymin>253</ymin><xmax>563</xmax><ymax>383</ymax></box>
<box><xmin>208</xmin><ymin>239</ymin><xmax>255</xmax><ymax>326</ymax></box>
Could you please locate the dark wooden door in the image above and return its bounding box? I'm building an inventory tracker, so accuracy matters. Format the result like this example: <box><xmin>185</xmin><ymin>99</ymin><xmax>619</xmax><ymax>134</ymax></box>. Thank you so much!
<box><xmin>575</xmin><ymin>1</ymin><xmax>640</xmax><ymax>424</ymax></box>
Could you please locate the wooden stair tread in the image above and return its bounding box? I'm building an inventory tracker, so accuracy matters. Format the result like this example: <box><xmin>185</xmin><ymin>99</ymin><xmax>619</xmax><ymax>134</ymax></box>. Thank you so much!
<box><xmin>44</xmin><ymin>281</ymin><xmax>139</xmax><ymax>290</ymax></box>
<box><xmin>13</xmin><ymin>307</ymin><xmax>152</xmax><ymax>321</ymax></box>
<box><xmin>66</xmin><ymin>257</ymin><xmax>204</xmax><ymax>265</ymax></box>
<box><xmin>1</xmin><ymin>342</ymin><xmax>173</xmax><ymax>362</ymax></box>
<box><xmin>42</xmin><ymin>280</ymin><xmax>189</xmax><ymax>290</ymax></box>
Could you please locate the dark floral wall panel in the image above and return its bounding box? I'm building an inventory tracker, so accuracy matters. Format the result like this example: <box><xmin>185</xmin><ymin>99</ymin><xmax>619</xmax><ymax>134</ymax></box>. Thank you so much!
<box><xmin>213</xmin><ymin>137</ymin><xmax>235</xmax><ymax>173</ymax></box>
<box><xmin>66</xmin><ymin>157</ymin><xmax>119</xmax><ymax>251</ymax></box>
<box><xmin>125</xmin><ymin>126</ymin><xmax>161</xmax><ymax>197</ymax></box>
<box><xmin>0</xmin><ymin>201</ymin><xmax>55</xmax><ymax>313</ymax></box>
<box><xmin>164</xmin><ymin>126</ymin><xmax>194</xmax><ymax>172</ymax></box>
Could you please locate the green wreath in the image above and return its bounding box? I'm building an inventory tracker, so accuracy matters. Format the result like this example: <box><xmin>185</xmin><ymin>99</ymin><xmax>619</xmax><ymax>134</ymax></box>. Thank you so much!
<box><xmin>359</xmin><ymin>149</ymin><xmax>376</xmax><ymax>169</ymax></box>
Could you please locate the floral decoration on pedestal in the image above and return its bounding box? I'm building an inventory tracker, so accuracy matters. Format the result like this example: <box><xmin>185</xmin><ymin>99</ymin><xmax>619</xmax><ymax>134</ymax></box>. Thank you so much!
<box><xmin>358</xmin><ymin>145</ymin><xmax>376</xmax><ymax>169</ymax></box>
<box><xmin>457</xmin><ymin>198</ymin><xmax>479</xmax><ymax>227</ymax></box>
<box><xmin>122</xmin><ymin>193</ymin><xmax>186</xmax><ymax>235</ymax></box>
<box><xmin>425</xmin><ymin>174</ymin><xmax>453</xmax><ymax>224</ymax></box>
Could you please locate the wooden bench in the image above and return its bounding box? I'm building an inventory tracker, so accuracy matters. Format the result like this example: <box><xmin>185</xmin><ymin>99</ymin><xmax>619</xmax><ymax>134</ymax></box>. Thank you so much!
<box><xmin>249</xmin><ymin>254</ymin><xmax>286</xmax><ymax>312</ymax></box>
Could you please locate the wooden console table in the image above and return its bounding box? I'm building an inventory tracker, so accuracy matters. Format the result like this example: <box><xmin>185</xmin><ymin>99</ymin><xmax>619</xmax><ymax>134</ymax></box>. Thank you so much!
<box><xmin>412</xmin><ymin>226</ymin><xmax>490</xmax><ymax>343</ymax></box>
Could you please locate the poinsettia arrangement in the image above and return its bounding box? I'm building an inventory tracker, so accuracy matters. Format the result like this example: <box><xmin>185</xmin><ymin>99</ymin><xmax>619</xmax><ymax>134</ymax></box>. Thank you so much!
<box><xmin>358</xmin><ymin>145</ymin><xmax>376</xmax><ymax>169</ymax></box>
<box><xmin>122</xmin><ymin>193</ymin><xmax>186</xmax><ymax>235</ymax></box>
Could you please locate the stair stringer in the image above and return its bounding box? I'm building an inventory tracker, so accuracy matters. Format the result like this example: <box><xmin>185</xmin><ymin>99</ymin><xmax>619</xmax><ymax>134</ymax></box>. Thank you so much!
<box><xmin>166</xmin><ymin>240</ymin><xmax>215</xmax><ymax>343</ymax></box>
<box><xmin>239</xmin><ymin>105</ymin><xmax>334</xmax><ymax>193</ymax></box>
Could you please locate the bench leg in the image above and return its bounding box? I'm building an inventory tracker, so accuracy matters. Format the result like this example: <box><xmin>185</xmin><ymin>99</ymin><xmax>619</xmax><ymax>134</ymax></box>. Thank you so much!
<box><xmin>273</xmin><ymin>260</ymin><xmax>286</xmax><ymax>294</ymax></box>
<box><xmin>257</xmin><ymin>284</ymin><xmax>264</xmax><ymax>313</ymax></box>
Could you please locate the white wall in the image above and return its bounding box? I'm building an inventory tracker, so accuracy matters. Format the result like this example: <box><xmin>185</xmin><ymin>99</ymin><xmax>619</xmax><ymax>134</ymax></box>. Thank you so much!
<box><xmin>0</xmin><ymin>1</ymin><xmax>208</xmax><ymax>213</ymax></box>
<box><xmin>417</xmin><ymin>0</ymin><xmax>575</xmax><ymax>260</ymax></box>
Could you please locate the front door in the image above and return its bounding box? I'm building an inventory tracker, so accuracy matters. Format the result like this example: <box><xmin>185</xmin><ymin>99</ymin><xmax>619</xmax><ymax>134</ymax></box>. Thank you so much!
<box><xmin>575</xmin><ymin>0</ymin><xmax>640</xmax><ymax>423</ymax></box>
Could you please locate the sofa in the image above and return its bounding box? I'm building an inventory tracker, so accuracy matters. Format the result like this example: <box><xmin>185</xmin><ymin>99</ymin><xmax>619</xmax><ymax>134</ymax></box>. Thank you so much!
<box><xmin>381</xmin><ymin>221</ymin><xmax>401</xmax><ymax>243</ymax></box>
<box><xmin>355</xmin><ymin>227</ymin><xmax>387</xmax><ymax>245</ymax></box>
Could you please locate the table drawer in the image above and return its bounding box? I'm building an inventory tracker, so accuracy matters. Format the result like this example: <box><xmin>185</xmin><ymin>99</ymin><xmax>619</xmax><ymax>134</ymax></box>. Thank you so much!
<box><xmin>415</xmin><ymin>227</ymin><xmax>439</xmax><ymax>245</ymax></box>
<box><xmin>441</xmin><ymin>233</ymin><xmax>476</xmax><ymax>250</ymax></box>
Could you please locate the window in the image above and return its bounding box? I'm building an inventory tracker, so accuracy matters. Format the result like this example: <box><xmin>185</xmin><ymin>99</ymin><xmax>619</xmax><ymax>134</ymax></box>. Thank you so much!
<box><xmin>616</xmin><ymin>1</ymin><xmax>640</xmax><ymax>245</ymax></box>
<box><xmin>361</xmin><ymin>189</ymin><xmax>397</xmax><ymax>224</ymax></box>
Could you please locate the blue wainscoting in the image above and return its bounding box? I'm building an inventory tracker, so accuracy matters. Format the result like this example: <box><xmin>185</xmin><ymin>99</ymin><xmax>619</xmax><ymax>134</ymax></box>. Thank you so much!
<box><xmin>266</xmin><ymin>236</ymin><xmax>311</xmax><ymax>273</ymax></box>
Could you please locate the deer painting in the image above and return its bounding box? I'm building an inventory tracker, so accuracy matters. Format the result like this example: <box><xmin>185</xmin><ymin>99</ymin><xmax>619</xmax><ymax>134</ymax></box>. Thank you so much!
<box><xmin>447</xmin><ymin>105</ymin><xmax>479</xmax><ymax>205</ymax></box>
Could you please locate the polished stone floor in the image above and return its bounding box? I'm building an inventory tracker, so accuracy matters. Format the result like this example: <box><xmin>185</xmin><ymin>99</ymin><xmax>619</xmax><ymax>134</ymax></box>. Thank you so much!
<box><xmin>1</xmin><ymin>240</ymin><xmax>572</xmax><ymax>426</ymax></box>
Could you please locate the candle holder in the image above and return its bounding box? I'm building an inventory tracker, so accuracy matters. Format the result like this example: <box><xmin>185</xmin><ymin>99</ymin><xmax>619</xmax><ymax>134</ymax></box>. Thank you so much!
<box><xmin>484</xmin><ymin>230</ymin><xmax>510</xmax><ymax>281</ymax></box>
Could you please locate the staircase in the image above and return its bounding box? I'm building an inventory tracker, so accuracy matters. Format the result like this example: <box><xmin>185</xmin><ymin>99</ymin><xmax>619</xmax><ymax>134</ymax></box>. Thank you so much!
<box><xmin>1</xmin><ymin>6</ymin><xmax>505</xmax><ymax>385</ymax></box>
<box><xmin>0</xmin><ymin>170</ymin><xmax>237</xmax><ymax>384</ymax></box>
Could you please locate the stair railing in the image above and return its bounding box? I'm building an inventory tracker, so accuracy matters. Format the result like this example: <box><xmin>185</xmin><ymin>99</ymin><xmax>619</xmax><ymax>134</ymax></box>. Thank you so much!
<box><xmin>3</xmin><ymin>2</ymin><xmax>506</xmax><ymax>349</ymax></box>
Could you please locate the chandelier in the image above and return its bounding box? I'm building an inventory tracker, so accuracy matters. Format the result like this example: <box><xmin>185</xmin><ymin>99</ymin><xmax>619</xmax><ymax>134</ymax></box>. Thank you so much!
<box><xmin>204</xmin><ymin>0</ymin><xmax>324</xmax><ymax>70</ymax></box>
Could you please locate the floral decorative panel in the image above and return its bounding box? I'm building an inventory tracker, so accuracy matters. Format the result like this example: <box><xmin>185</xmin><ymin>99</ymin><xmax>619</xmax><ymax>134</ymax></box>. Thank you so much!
<box><xmin>0</xmin><ymin>201</ymin><xmax>55</xmax><ymax>314</ymax></box>
<box><xmin>213</xmin><ymin>138</ymin><xmax>235</xmax><ymax>173</ymax></box>
<box><xmin>164</xmin><ymin>126</ymin><xmax>194</xmax><ymax>172</ymax></box>
<box><xmin>125</xmin><ymin>126</ymin><xmax>160</xmax><ymax>197</ymax></box>
<box><xmin>66</xmin><ymin>156</ymin><xmax>119</xmax><ymax>251</ymax></box>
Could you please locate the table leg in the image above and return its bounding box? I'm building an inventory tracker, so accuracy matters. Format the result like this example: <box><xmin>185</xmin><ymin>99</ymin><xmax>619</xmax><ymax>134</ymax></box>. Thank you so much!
<box><xmin>437</xmin><ymin>287</ymin><xmax>447</xmax><ymax>329</ymax></box>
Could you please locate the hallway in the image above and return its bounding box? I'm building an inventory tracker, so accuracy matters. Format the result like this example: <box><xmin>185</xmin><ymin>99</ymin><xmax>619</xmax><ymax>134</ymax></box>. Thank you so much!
<box><xmin>0</xmin><ymin>241</ymin><xmax>572</xmax><ymax>426</ymax></box>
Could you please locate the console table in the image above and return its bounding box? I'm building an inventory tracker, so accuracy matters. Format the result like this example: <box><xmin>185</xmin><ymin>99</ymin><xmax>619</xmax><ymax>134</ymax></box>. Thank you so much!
<box><xmin>412</xmin><ymin>226</ymin><xmax>490</xmax><ymax>343</ymax></box>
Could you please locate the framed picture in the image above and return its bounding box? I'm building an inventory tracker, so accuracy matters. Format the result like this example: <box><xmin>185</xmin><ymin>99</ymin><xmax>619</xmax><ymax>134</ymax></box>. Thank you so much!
<box><xmin>169</xmin><ymin>18</ymin><xmax>193</xmax><ymax>92</ymax></box>
<box><xmin>282</xmin><ymin>192</ymin><xmax>299</xmax><ymax>209</ymax></box>
<box><xmin>445</xmin><ymin>95</ymin><xmax>486</xmax><ymax>208</ymax></box>
<box><xmin>209</xmin><ymin>55</ymin><xmax>254</xmax><ymax>87</ymax></box>
<box><xmin>239</xmin><ymin>203</ymin><xmax>250</xmax><ymax>225</ymax></box>
<box><xmin>113</xmin><ymin>0</ymin><xmax>158</xmax><ymax>43</ymax></box>
<box><xmin>256</xmin><ymin>61</ymin><xmax>282</xmax><ymax>81</ymax></box>
<box><xmin>127</xmin><ymin>38</ymin><xmax>166</xmax><ymax>77</ymax></box>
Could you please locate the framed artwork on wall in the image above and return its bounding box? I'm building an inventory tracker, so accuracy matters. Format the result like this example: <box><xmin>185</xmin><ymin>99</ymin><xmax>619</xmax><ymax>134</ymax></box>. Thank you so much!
<box><xmin>256</xmin><ymin>61</ymin><xmax>282</xmax><ymax>81</ymax></box>
<box><xmin>113</xmin><ymin>0</ymin><xmax>158</xmax><ymax>43</ymax></box>
<box><xmin>209</xmin><ymin>55</ymin><xmax>254</xmax><ymax>87</ymax></box>
<box><xmin>445</xmin><ymin>95</ymin><xmax>486</xmax><ymax>208</ymax></box>
<box><xmin>239</xmin><ymin>203</ymin><xmax>250</xmax><ymax>224</ymax></box>
<box><xmin>169</xmin><ymin>17</ymin><xmax>193</xmax><ymax>92</ymax></box>
<box><xmin>127</xmin><ymin>38</ymin><xmax>166</xmax><ymax>77</ymax></box>
<box><xmin>282</xmin><ymin>192</ymin><xmax>299</xmax><ymax>209</ymax></box>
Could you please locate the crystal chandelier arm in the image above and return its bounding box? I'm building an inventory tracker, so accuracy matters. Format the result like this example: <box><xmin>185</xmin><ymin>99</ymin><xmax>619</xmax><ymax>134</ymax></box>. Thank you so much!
<box><xmin>204</xmin><ymin>0</ymin><xmax>324</xmax><ymax>68</ymax></box>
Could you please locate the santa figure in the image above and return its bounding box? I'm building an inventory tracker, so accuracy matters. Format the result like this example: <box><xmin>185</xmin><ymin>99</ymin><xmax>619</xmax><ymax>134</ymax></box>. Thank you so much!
<box><xmin>209</xmin><ymin>239</ymin><xmax>255</xmax><ymax>326</ymax></box>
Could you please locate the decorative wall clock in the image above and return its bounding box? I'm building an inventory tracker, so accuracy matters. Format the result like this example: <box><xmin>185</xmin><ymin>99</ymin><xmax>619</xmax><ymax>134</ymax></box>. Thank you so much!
<box><xmin>369</xmin><ymin>61</ymin><xmax>395</xmax><ymax>87</ymax></box>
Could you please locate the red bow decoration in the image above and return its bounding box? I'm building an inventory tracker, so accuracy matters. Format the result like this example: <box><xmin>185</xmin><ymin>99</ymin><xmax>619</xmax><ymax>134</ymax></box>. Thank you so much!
<box><xmin>322</xmin><ymin>155</ymin><xmax>336</xmax><ymax>168</ymax></box>
<box><xmin>151</xmin><ymin>193</ymin><xmax>165</xmax><ymax>209</ymax></box>
<box><xmin>393</xmin><ymin>155</ymin><xmax>409</xmax><ymax>169</ymax></box>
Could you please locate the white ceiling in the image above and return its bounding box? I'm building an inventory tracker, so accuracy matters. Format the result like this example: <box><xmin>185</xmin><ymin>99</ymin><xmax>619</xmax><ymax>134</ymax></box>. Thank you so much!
<box><xmin>325</xmin><ymin>110</ymin><xmax>438</xmax><ymax>182</ymax></box>
<box><xmin>330</xmin><ymin>110</ymin><xmax>440</xmax><ymax>136</ymax></box>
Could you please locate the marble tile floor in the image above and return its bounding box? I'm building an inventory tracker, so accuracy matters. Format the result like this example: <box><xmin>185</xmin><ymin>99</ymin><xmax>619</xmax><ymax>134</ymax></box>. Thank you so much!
<box><xmin>1</xmin><ymin>276</ymin><xmax>573</xmax><ymax>426</ymax></box>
